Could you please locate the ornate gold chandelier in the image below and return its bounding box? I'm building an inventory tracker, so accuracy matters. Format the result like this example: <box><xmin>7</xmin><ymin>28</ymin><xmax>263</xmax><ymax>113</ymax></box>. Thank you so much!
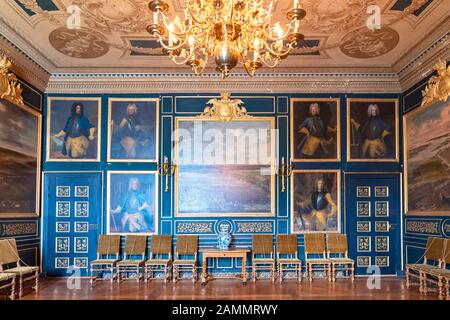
<box><xmin>146</xmin><ymin>0</ymin><xmax>306</xmax><ymax>78</ymax></box>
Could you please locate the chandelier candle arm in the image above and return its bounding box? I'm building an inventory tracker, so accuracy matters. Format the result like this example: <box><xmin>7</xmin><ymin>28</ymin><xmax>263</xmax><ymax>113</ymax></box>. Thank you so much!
<box><xmin>147</xmin><ymin>0</ymin><xmax>306</xmax><ymax>78</ymax></box>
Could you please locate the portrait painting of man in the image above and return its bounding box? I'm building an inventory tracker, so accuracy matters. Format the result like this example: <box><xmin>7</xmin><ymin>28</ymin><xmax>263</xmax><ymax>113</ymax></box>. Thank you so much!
<box><xmin>47</xmin><ymin>97</ymin><xmax>101</xmax><ymax>161</ymax></box>
<box><xmin>108</xmin><ymin>98</ymin><xmax>158</xmax><ymax>161</ymax></box>
<box><xmin>291</xmin><ymin>98</ymin><xmax>340</xmax><ymax>161</ymax></box>
<box><xmin>107</xmin><ymin>172</ymin><xmax>158</xmax><ymax>234</ymax></box>
<box><xmin>291</xmin><ymin>170</ymin><xmax>340</xmax><ymax>233</ymax></box>
<box><xmin>347</xmin><ymin>98</ymin><xmax>398</xmax><ymax>161</ymax></box>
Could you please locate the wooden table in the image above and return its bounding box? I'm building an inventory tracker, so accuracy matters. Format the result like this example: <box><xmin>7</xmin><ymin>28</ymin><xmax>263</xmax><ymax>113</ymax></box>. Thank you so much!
<box><xmin>200</xmin><ymin>247</ymin><xmax>250</xmax><ymax>286</ymax></box>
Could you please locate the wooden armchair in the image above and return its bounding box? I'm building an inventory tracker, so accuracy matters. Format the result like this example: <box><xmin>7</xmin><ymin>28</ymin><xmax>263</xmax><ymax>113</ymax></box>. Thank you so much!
<box><xmin>276</xmin><ymin>234</ymin><xmax>302</xmax><ymax>283</ymax></box>
<box><xmin>304</xmin><ymin>233</ymin><xmax>331</xmax><ymax>282</ymax></box>
<box><xmin>405</xmin><ymin>237</ymin><xmax>445</xmax><ymax>292</ymax></box>
<box><xmin>0</xmin><ymin>239</ymin><xmax>39</xmax><ymax>298</ymax></box>
<box><xmin>90</xmin><ymin>235</ymin><xmax>121</xmax><ymax>283</ymax></box>
<box><xmin>0</xmin><ymin>272</ymin><xmax>16</xmax><ymax>300</ymax></box>
<box><xmin>144</xmin><ymin>235</ymin><xmax>173</xmax><ymax>283</ymax></box>
<box><xmin>173</xmin><ymin>235</ymin><xmax>198</xmax><ymax>283</ymax></box>
<box><xmin>421</xmin><ymin>238</ymin><xmax>450</xmax><ymax>299</ymax></box>
<box><xmin>117</xmin><ymin>235</ymin><xmax>147</xmax><ymax>282</ymax></box>
<box><xmin>327</xmin><ymin>234</ymin><xmax>355</xmax><ymax>282</ymax></box>
<box><xmin>251</xmin><ymin>235</ymin><xmax>275</xmax><ymax>282</ymax></box>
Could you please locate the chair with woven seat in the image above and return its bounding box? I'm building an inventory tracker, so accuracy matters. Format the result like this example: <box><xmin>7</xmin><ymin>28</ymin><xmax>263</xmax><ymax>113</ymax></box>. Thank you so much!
<box><xmin>173</xmin><ymin>235</ymin><xmax>198</xmax><ymax>283</ymax></box>
<box><xmin>327</xmin><ymin>234</ymin><xmax>355</xmax><ymax>282</ymax></box>
<box><xmin>117</xmin><ymin>235</ymin><xmax>147</xmax><ymax>282</ymax></box>
<box><xmin>251</xmin><ymin>235</ymin><xmax>275</xmax><ymax>282</ymax></box>
<box><xmin>276</xmin><ymin>234</ymin><xmax>302</xmax><ymax>283</ymax></box>
<box><xmin>144</xmin><ymin>234</ymin><xmax>173</xmax><ymax>283</ymax></box>
<box><xmin>90</xmin><ymin>235</ymin><xmax>121</xmax><ymax>284</ymax></box>
<box><xmin>421</xmin><ymin>238</ymin><xmax>450</xmax><ymax>299</ymax></box>
<box><xmin>304</xmin><ymin>233</ymin><xmax>331</xmax><ymax>282</ymax></box>
<box><xmin>405</xmin><ymin>237</ymin><xmax>445</xmax><ymax>292</ymax></box>
<box><xmin>0</xmin><ymin>272</ymin><xmax>16</xmax><ymax>300</ymax></box>
<box><xmin>0</xmin><ymin>239</ymin><xmax>39</xmax><ymax>298</ymax></box>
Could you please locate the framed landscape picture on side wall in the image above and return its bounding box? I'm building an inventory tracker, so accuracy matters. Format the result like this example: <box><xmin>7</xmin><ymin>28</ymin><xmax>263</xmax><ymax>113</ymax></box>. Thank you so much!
<box><xmin>404</xmin><ymin>98</ymin><xmax>450</xmax><ymax>215</ymax></box>
<box><xmin>0</xmin><ymin>99</ymin><xmax>41</xmax><ymax>217</ymax></box>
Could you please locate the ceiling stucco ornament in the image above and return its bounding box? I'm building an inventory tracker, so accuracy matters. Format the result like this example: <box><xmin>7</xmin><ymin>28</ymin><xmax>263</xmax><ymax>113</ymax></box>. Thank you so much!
<box><xmin>339</xmin><ymin>26</ymin><xmax>400</xmax><ymax>59</ymax></box>
<box><xmin>49</xmin><ymin>27</ymin><xmax>110</xmax><ymax>58</ymax></box>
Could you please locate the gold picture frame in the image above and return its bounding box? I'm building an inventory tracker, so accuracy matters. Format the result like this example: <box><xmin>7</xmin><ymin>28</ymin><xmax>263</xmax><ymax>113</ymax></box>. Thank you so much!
<box><xmin>290</xmin><ymin>97</ymin><xmax>341</xmax><ymax>162</ymax></box>
<box><xmin>403</xmin><ymin>98</ymin><xmax>450</xmax><ymax>216</ymax></box>
<box><xmin>174</xmin><ymin>116</ymin><xmax>276</xmax><ymax>217</ymax></box>
<box><xmin>290</xmin><ymin>169</ymin><xmax>341</xmax><ymax>234</ymax></box>
<box><xmin>107</xmin><ymin>97</ymin><xmax>160</xmax><ymax>162</ymax></box>
<box><xmin>346</xmin><ymin>98</ymin><xmax>399</xmax><ymax>162</ymax></box>
<box><xmin>46</xmin><ymin>96</ymin><xmax>102</xmax><ymax>162</ymax></box>
<box><xmin>106</xmin><ymin>170</ymin><xmax>159</xmax><ymax>235</ymax></box>
<box><xmin>0</xmin><ymin>99</ymin><xmax>42</xmax><ymax>218</ymax></box>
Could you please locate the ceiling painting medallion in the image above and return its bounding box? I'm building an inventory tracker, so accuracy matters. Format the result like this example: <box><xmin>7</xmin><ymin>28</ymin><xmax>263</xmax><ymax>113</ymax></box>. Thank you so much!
<box><xmin>49</xmin><ymin>27</ymin><xmax>110</xmax><ymax>59</ymax></box>
<box><xmin>339</xmin><ymin>26</ymin><xmax>400</xmax><ymax>59</ymax></box>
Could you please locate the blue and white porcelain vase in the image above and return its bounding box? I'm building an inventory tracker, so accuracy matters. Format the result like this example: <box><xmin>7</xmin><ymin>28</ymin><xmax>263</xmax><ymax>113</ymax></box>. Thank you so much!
<box><xmin>217</xmin><ymin>224</ymin><xmax>232</xmax><ymax>250</ymax></box>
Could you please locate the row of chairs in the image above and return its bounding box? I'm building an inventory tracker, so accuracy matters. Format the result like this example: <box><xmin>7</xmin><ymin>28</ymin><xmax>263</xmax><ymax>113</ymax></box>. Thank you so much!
<box><xmin>90</xmin><ymin>233</ymin><xmax>355</xmax><ymax>283</ymax></box>
<box><xmin>0</xmin><ymin>239</ymin><xmax>39</xmax><ymax>299</ymax></box>
<box><xmin>253</xmin><ymin>233</ymin><xmax>354</xmax><ymax>283</ymax></box>
<box><xmin>406</xmin><ymin>237</ymin><xmax>450</xmax><ymax>299</ymax></box>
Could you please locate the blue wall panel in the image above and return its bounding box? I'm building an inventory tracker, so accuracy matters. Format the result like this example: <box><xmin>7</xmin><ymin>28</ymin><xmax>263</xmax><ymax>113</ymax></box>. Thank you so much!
<box><xmin>42</xmin><ymin>91</ymin><xmax>405</xmax><ymax>276</ymax></box>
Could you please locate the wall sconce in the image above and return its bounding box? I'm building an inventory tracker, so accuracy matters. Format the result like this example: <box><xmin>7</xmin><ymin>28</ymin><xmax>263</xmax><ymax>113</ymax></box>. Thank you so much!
<box><xmin>278</xmin><ymin>157</ymin><xmax>293</xmax><ymax>192</ymax></box>
<box><xmin>158</xmin><ymin>156</ymin><xmax>176</xmax><ymax>192</ymax></box>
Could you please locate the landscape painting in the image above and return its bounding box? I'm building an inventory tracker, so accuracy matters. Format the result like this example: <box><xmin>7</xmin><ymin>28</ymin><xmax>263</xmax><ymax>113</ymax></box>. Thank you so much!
<box><xmin>107</xmin><ymin>171</ymin><xmax>158</xmax><ymax>234</ymax></box>
<box><xmin>291</xmin><ymin>170</ymin><xmax>340</xmax><ymax>233</ymax></box>
<box><xmin>0</xmin><ymin>99</ymin><xmax>41</xmax><ymax>217</ymax></box>
<box><xmin>174</xmin><ymin>118</ymin><xmax>275</xmax><ymax>216</ymax></box>
<box><xmin>108</xmin><ymin>98</ymin><xmax>159</xmax><ymax>161</ymax></box>
<box><xmin>404</xmin><ymin>99</ymin><xmax>450</xmax><ymax>215</ymax></box>
<box><xmin>47</xmin><ymin>97</ymin><xmax>101</xmax><ymax>161</ymax></box>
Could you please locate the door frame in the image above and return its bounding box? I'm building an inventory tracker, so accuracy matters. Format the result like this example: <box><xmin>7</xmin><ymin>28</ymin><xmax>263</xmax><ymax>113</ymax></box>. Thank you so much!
<box><xmin>344</xmin><ymin>172</ymin><xmax>403</xmax><ymax>276</ymax></box>
<box><xmin>40</xmin><ymin>171</ymin><xmax>104</xmax><ymax>276</ymax></box>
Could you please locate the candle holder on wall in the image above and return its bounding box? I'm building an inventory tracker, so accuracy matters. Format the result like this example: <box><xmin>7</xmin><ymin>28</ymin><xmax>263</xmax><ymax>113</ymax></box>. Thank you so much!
<box><xmin>278</xmin><ymin>157</ymin><xmax>293</xmax><ymax>192</ymax></box>
<box><xmin>157</xmin><ymin>156</ymin><xmax>176</xmax><ymax>192</ymax></box>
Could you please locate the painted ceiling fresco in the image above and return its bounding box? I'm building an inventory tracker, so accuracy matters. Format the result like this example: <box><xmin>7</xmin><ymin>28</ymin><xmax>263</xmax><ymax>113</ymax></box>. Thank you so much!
<box><xmin>0</xmin><ymin>0</ymin><xmax>447</xmax><ymax>73</ymax></box>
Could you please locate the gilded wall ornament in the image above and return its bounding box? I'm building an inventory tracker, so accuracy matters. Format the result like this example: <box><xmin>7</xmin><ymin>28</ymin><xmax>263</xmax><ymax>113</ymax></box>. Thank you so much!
<box><xmin>0</xmin><ymin>56</ymin><xmax>24</xmax><ymax>105</ymax></box>
<box><xmin>198</xmin><ymin>92</ymin><xmax>252</xmax><ymax>122</ymax></box>
<box><xmin>340</xmin><ymin>27</ymin><xmax>399</xmax><ymax>59</ymax></box>
<box><xmin>49</xmin><ymin>27</ymin><xmax>109</xmax><ymax>58</ymax></box>
<box><xmin>421</xmin><ymin>59</ymin><xmax>450</xmax><ymax>107</ymax></box>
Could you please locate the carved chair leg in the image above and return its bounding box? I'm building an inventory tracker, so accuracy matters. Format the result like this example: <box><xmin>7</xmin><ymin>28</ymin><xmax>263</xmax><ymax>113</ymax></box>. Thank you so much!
<box><xmin>278</xmin><ymin>264</ymin><xmax>283</xmax><ymax>283</ymax></box>
<box><xmin>117</xmin><ymin>267</ymin><xmax>121</xmax><ymax>283</ymax></box>
<box><xmin>308</xmin><ymin>264</ymin><xmax>313</xmax><ymax>282</ymax></box>
<box><xmin>10</xmin><ymin>277</ymin><xmax>15</xmax><ymax>300</ymax></box>
<box><xmin>351</xmin><ymin>263</ymin><xmax>355</xmax><ymax>282</ymax></box>
<box><xmin>438</xmin><ymin>276</ymin><xmax>444</xmax><ymax>299</ymax></box>
<box><xmin>272</xmin><ymin>263</ymin><xmax>275</xmax><ymax>283</ymax></box>
<box><xmin>18</xmin><ymin>275</ymin><xmax>23</xmax><ymax>298</ymax></box>
<box><xmin>34</xmin><ymin>270</ymin><xmax>39</xmax><ymax>292</ymax></box>
<box><xmin>192</xmin><ymin>265</ymin><xmax>197</xmax><ymax>283</ymax></box>
<box><xmin>405</xmin><ymin>268</ymin><xmax>410</xmax><ymax>288</ymax></box>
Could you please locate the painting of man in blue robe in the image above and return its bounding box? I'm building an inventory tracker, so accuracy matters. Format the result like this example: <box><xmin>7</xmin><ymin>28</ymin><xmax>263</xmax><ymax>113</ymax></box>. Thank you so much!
<box><xmin>349</xmin><ymin>100</ymin><xmax>397</xmax><ymax>160</ymax></box>
<box><xmin>48</xmin><ymin>99</ymin><xmax>100</xmax><ymax>160</ymax></box>
<box><xmin>108</xmin><ymin>173</ymin><xmax>157</xmax><ymax>234</ymax></box>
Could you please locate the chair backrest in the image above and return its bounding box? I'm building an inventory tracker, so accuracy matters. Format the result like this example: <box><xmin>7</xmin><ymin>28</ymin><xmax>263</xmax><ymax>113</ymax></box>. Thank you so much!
<box><xmin>0</xmin><ymin>238</ymin><xmax>19</xmax><ymax>265</ymax></box>
<box><xmin>304</xmin><ymin>233</ymin><xmax>326</xmax><ymax>255</ymax></box>
<box><xmin>97</xmin><ymin>235</ymin><xmax>121</xmax><ymax>256</ymax></box>
<box><xmin>124</xmin><ymin>235</ymin><xmax>147</xmax><ymax>256</ymax></box>
<box><xmin>327</xmin><ymin>234</ymin><xmax>348</xmax><ymax>256</ymax></box>
<box><xmin>424</xmin><ymin>237</ymin><xmax>445</xmax><ymax>263</ymax></box>
<box><xmin>150</xmin><ymin>235</ymin><xmax>172</xmax><ymax>255</ymax></box>
<box><xmin>276</xmin><ymin>234</ymin><xmax>298</xmax><ymax>255</ymax></box>
<box><xmin>442</xmin><ymin>239</ymin><xmax>450</xmax><ymax>266</ymax></box>
<box><xmin>176</xmin><ymin>235</ymin><xmax>198</xmax><ymax>255</ymax></box>
<box><xmin>252</xmin><ymin>235</ymin><xmax>273</xmax><ymax>255</ymax></box>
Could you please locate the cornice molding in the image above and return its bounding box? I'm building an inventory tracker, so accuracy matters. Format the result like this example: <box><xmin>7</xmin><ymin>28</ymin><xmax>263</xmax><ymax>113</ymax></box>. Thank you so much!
<box><xmin>0</xmin><ymin>34</ymin><xmax>50</xmax><ymax>92</ymax></box>
<box><xmin>46</xmin><ymin>72</ymin><xmax>401</xmax><ymax>94</ymax></box>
